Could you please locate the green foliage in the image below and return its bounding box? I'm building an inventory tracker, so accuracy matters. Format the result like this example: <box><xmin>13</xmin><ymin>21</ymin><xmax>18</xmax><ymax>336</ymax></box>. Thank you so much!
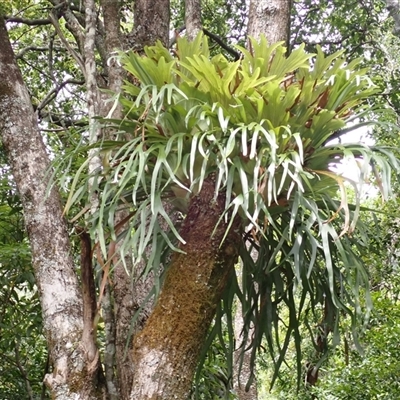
<box><xmin>325</xmin><ymin>293</ymin><xmax>400</xmax><ymax>400</ymax></box>
<box><xmin>0</xmin><ymin>197</ymin><xmax>48</xmax><ymax>398</ymax></box>
<box><xmin>292</xmin><ymin>0</ymin><xmax>389</xmax><ymax>56</ymax></box>
<box><xmin>0</xmin><ymin>145</ymin><xmax>47</xmax><ymax>398</ymax></box>
<box><xmin>266</xmin><ymin>291</ymin><xmax>400</xmax><ymax>400</ymax></box>
<box><xmin>190</xmin><ymin>335</ymin><xmax>235</xmax><ymax>400</ymax></box>
<box><xmin>171</xmin><ymin>0</ymin><xmax>248</xmax><ymax>52</ymax></box>
<box><xmin>61</xmin><ymin>33</ymin><xmax>399</xmax><ymax>390</ymax></box>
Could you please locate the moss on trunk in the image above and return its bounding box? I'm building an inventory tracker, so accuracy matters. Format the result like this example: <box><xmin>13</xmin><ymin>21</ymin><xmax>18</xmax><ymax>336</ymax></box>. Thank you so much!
<box><xmin>130</xmin><ymin>177</ymin><xmax>241</xmax><ymax>399</ymax></box>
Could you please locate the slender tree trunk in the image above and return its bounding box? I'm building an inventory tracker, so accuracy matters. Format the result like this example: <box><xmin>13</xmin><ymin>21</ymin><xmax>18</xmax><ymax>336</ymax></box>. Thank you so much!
<box><xmin>130</xmin><ymin>178</ymin><xmax>241</xmax><ymax>399</ymax></box>
<box><xmin>233</xmin><ymin>269</ymin><xmax>258</xmax><ymax>400</ymax></box>
<box><xmin>97</xmin><ymin>1</ymin><xmax>134</xmax><ymax>397</ymax></box>
<box><xmin>247</xmin><ymin>0</ymin><xmax>292</xmax><ymax>45</ymax></box>
<box><xmin>0</xmin><ymin>16</ymin><xmax>104</xmax><ymax>399</ymax></box>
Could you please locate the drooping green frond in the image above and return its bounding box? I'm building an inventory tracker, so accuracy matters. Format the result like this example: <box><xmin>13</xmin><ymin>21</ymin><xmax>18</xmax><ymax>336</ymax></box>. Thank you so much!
<box><xmin>61</xmin><ymin>33</ymin><xmax>400</xmax><ymax>388</ymax></box>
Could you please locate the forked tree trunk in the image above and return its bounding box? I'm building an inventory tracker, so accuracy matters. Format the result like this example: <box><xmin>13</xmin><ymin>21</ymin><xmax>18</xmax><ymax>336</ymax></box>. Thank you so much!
<box><xmin>130</xmin><ymin>178</ymin><xmax>241</xmax><ymax>399</ymax></box>
<box><xmin>0</xmin><ymin>16</ymin><xmax>104</xmax><ymax>399</ymax></box>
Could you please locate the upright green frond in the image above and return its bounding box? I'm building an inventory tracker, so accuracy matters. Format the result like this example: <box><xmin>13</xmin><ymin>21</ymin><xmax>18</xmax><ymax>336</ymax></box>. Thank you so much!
<box><xmin>122</xmin><ymin>52</ymin><xmax>176</xmax><ymax>87</ymax></box>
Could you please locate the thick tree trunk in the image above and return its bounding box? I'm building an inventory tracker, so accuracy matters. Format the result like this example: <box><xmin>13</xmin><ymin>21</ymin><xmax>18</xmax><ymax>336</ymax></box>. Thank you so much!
<box><xmin>0</xmin><ymin>16</ymin><xmax>103</xmax><ymax>399</ymax></box>
<box><xmin>128</xmin><ymin>0</ymin><xmax>170</xmax><ymax>49</ymax></box>
<box><xmin>130</xmin><ymin>178</ymin><xmax>241</xmax><ymax>399</ymax></box>
<box><xmin>185</xmin><ymin>0</ymin><xmax>202</xmax><ymax>40</ymax></box>
<box><xmin>247</xmin><ymin>0</ymin><xmax>292</xmax><ymax>44</ymax></box>
<box><xmin>119</xmin><ymin>2</ymin><xmax>172</xmax><ymax>398</ymax></box>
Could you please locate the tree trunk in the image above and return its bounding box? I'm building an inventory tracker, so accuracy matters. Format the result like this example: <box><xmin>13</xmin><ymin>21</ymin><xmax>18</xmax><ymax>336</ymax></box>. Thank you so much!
<box><xmin>0</xmin><ymin>16</ymin><xmax>104</xmax><ymax>399</ymax></box>
<box><xmin>233</xmin><ymin>271</ymin><xmax>258</xmax><ymax>400</ymax></box>
<box><xmin>128</xmin><ymin>0</ymin><xmax>170</xmax><ymax>49</ymax></box>
<box><xmin>247</xmin><ymin>0</ymin><xmax>292</xmax><ymax>45</ymax></box>
<box><xmin>233</xmin><ymin>3</ymin><xmax>293</xmax><ymax>398</ymax></box>
<box><xmin>119</xmin><ymin>2</ymin><xmax>173</xmax><ymax>398</ymax></box>
<box><xmin>130</xmin><ymin>178</ymin><xmax>241</xmax><ymax>399</ymax></box>
<box><xmin>185</xmin><ymin>0</ymin><xmax>202</xmax><ymax>40</ymax></box>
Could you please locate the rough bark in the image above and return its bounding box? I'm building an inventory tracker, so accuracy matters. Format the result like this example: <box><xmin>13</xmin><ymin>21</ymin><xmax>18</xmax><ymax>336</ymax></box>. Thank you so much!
<box><xmin>130</xmin><ymin>178</ymin><xmax>241</xmax><ymax>399</ymax></box>
<box><xmin>247</xmin><ymin>0</ymin><xmax>292</xmax><ymax>44</ymax></box>
<box><xmin>0</xmin><ymin>16</ymin><xmax>103</xmax><ymax>399</ymax></box>
<box><xmin>84</xmin><ymin>0</ymin><xmax>102</xmax><ymax>180</ymax></box>
<box><xmin>82</xmin><ymin>4</ymin><xmax>108</xmax><ymax>394</ymax></box>
<box><xmin>122</xmin><ymin>2</ymin><xmax>173</xmax><ymax>398</ymax></box>
<box><xmin>185</xmin><ymin>0</ymin><xmax>202</xmax><ymax>40</ymax></box>
<box><xmin>101</xmin><ymin>0</ymin><xmax>123</xmax><ymax>83</ymax></box>
<box><xmin>128</xmin><ymin>0</ymin><xmax>170</xmax><ymax>49</ymax></box>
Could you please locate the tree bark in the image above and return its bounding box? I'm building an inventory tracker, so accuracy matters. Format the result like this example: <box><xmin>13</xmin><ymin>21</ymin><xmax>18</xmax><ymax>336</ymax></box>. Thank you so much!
<box><xmin>130</xmin><ymin>178</ymin><xmax>241</xmax><ymax>399</ymax></box>
<box><xmin>247</xmin><ymin>0</ymin><xmax>292</xmax><ymax>44</ymax></box>
<box><xmin>0</xmin><ymin>16</ymin><xmax>103</xmax><ymax>399</ymax></box>
<box><xmin>233</xmin><ymin>270</ymin><xmax>258</xmax><ymax>400</ymax></box>
<box><xmin>117</xmin><ymin>2</ymin><xmax>172</xmax><ymax>398</ymax></box>
<box><xmin>127</xmin><ymin>0</ymin><xmax>170</xmax><ymax>49</ymax></box>
<box><xmin>185</xmin><ymin>0</ymin><xmax>202</xmax><ymax>40</ymax></box>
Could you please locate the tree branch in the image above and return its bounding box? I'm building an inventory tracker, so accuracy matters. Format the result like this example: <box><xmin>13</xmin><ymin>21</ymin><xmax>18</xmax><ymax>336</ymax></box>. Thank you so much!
<box><xmin>169</xmin><ymin>25</ymin><xmax>240</xmax><ymax>60</ymax></box>
<box><xmin>15</xmin><ymin>45</ymin><xmax>64</xmax><ymax>59</ymax></box>
<box><xmin>48</xmin><ymin>0</ymin><xmax>86</xmax><ymax>51</ymax></box>
<box><xmin>48</xmin><ymin>11</ymin><xmax>86</xmax><ymax>78</ymax></box>
<box><xmin>36</xmin><ymin>78</ymin><xmax>84</xmax><ymax>113</ymax></box>
<box><xmin>5</xmin><ymin>16</ymin><xmax>52</xmax><ymax>26</ymax></box>
<box><xmin>14</xmin><ymin>342</ymin><xmax>34</xmax><ymax>400</ymax></box>
<box><xmin>203</xmin><ymin>28</ymin><xmax>241</xmax><ymax>60</ymax></box>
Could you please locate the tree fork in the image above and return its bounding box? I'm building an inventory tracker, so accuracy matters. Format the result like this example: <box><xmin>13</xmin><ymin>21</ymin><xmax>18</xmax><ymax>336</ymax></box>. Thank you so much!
<box><xmin>130</xmin><ymin>177</ymin><xmax>241</xmax><ymax>399</ymax></box>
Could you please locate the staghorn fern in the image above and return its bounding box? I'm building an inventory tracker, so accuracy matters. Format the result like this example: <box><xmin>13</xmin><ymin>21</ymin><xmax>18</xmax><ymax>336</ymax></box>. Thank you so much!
<box><xmin>61</xmin><ymin>34</ymin><xmax>399</xmax><ymax>390</ymax></box>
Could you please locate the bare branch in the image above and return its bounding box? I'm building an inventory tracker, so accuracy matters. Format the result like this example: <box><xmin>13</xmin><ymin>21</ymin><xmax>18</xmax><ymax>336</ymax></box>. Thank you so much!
<box><xmin>48</xmin><ymin>0</ymin><xmax>86</xmax><ymax>51</ymax></box>
<box><xmin>203</xmin><ymin>28</ymin><xmax>241</xmax><ymax>60</ymax></box>
<box><xmin>38</xmin><ymin>111</ymin><xmax>88</xmax><ymax>128</ymax></box>
<box><xmin>36</xmin><ymin>78</ymin><xmax>84</xmax><ymax>113</ymax></box>
<box><xmin>5</xmin><ymin>16</ymin><xmax>52</xmax><ymax>26</ymax></box>
<box><xmin>15</xmin><ymin>45</ymin><xmax>64</xmax><ymax>59</ymax></box>
<box><xmin>169</xmin><ymin>25</ymin><xmax>240</xmax><ymax>60</ymax></box>
<box><xmin>48</xmin><ymin>11</ymin><xmax>86</xmax><ymax>77</ymax></box>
